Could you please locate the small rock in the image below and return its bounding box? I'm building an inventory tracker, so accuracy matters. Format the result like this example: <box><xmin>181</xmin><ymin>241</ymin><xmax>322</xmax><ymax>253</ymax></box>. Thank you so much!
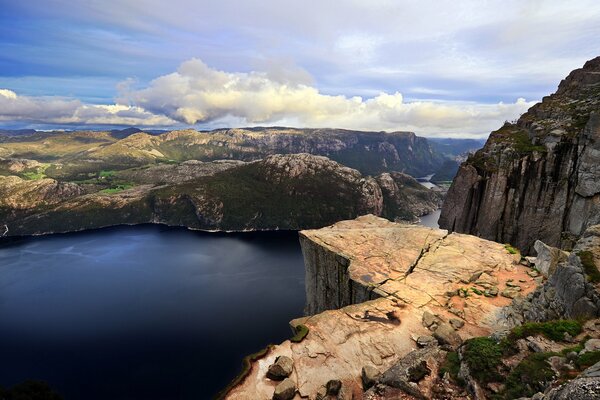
<box><xmin>407</xmin><ymin>360</ymin><xmax>431</xmax><ymax>382</ymax></box>
<box><xmin>362</xmin><ymin>366</ymin><xmax>379</xmax><ymax>390</ymax></box>
<box><xmin>445</xmin><ymin>290</ymin><xmax>458</xmax><ymax>297</ymax></box>
<box><xmin>527</xmin><ymin>269</ymin><xmax>540</xmax><ymax>277</ymax></box>
<box><xmin>422</xmin><ymin>311</ymin><xmax>438</xmax><ymax>327</ymax></box>
<box><xmin>267</xmin><ymin>356</ymin><xmax>294</xmax><ymax>380</ymax></box>
<box><xmin>506</xmin><ymin>282</ymin><xmax>521</xmax><ymax>288</ymax></box>
<box><xmin>566</xmin><ymin>351</ymin><xmax>579</xmax><ymax>361</ymax></box>
<box><xmin>584</xmin><ymin>338</ymin><xmax>600</xmax><ymax>352</ymax></box>
<box><xmin>326</xmin><ymin>379</ymin><xmax>342</xmax><ymax>395</ymax></box>
<box><xmin>449</xmin><ymin>318</ymin><xmax>465</xmax><ymax>330</ymax></box>
<box><xmin>485</xmin><ymin>286</ymin><xmax>499</xmax><ymax>297</ymax></box>
<box><xmin>273</xmin><ymin>378</ymin><xmax>296</xmax><ymax>400</ymax></box>
<box><xmin>501</xmin><ymin>289</ymin><xmax>520</xmax><ymax>299</ymax></box>
<box><xmin>433</xmin><ymin>322</ymin><xmax>463</xmax><ymax>349</ymax></box>
<box><xmin>519</xmin><ymin>279</ymin><xmax>527</xmax><ymax>283</ymax></box>
<box><xmin>416</xmin><ymin>335</ymin><xmax>437</xmax><ymax>347</ymax></box>
<box><xmin>531</xmin><ymin>392</ymin><xmax>545</xmax><ymax>400</ymax></box>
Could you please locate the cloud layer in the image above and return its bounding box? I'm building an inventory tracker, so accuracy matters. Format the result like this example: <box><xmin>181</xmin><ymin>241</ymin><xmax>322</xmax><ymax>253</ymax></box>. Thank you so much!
<box><xmin>0</xmin><ymin>89</ymin><xmax>175</xmax><ymax>127</ymax></box>
<box><xmin>0</xmin><ymin>59</ymin><xmax>535</xmax><ymax>137</ymax></box>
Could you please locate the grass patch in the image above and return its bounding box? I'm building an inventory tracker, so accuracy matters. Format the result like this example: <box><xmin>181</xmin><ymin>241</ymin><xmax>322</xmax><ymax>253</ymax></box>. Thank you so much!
<box><xmin>502</xmin><ymin>352</ymin><xmax>556</xmax><ymax>399</ymax></box>
<box><xmin>98</xmin><ymin>170</ymin><xmax>116</xmax><ymax>178</ymax></box>
<box><xmin>214</xmin><ymin>345</ymin><xmax>274</xmax><ymax>400</ymax></box>
<box><xmin>504</xmin><ymin>244</ymin><xmax>519</xmax><ymax>255</ymax></box>
<box><xmin>575</xmin><ymin>350</ymin><xmax>600</xmax><ymax>370</ymax></box>
<box><xmin>506</xmin><ymin>320</ymin><xmax>582</xmax><ymax>343</ymax></box>
<box><xmin>578</xmin><ymin>251</ymin><xmax>600</xmax><ymax>283</ymax></box>
<box><xmin>290</xmin><ymin>324</ymin><xmax>309</xmax><ymax>343</ymax></box>
<box><xmin>439</xmin><ymin>351</ymin><xmax>463</xmax><ymax>385</ymax></box>
<box><xmin>462</xmin><ymin>337</ymin><xmax>503</xmax><ymax>384</ymax></box>
<box><xmin>511</xmin><ymin>130</ymin><xmax>547</xmax><ymax>154</ymax></box>
<box><xmin>21</xmin><ymin>163</ymin><xmax>50</xmax><ymax>180</ymax></box>
<box><xmin>99</xmin><ymin>184</ymin><xmax>134</xmax><ymax>194</ymax></box>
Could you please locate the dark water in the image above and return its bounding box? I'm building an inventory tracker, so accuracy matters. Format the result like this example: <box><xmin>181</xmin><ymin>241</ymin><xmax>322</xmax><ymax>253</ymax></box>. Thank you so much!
<box><xmin>0</xmin><ymin>226</ymin><xmax>305</xmax><ymax>400</ymax></box>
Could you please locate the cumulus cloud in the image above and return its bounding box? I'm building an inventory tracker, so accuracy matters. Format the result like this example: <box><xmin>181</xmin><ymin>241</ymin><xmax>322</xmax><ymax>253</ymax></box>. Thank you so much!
<box><xmin>0</xmin><ymin>89</ymin><xmax>177</xmax><ymax>127</ymax></box>
<box><xmin>122</xmin><ymin>59</ymin><xmax>534</xmax><ymax>137</ymax></box>
<box><xmin>0</xmin><ymin>59</ymin><xmax>536</xmax><ymax>137</ymax></box>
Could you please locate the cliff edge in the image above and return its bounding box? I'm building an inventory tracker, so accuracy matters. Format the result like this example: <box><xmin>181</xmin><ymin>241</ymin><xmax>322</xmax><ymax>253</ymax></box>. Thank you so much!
<box><xmin>440</xmin><ymin>57</ymin><xmax>600</xmax><ymax>254</ymax></box>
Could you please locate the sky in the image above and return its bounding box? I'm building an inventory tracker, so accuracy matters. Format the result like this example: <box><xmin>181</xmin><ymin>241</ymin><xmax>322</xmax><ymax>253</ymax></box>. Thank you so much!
<box><xmin>0</xmin><ymin>0</ymin><xmax>599</xmax><ymax>138</ymax></box>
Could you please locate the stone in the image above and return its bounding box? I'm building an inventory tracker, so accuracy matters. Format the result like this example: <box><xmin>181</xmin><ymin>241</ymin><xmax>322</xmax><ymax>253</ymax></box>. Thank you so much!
<box><xmin>416</xmin><ymin>335</ymin><xmax>437</xmax><ymax>347</ymax></box>
<box><xmin>534</xmin><ymin>241</ymin><xmax>569</xmax><ymax>277</ymax></box>
<box><xmin>449</xmin><ymin>318</ymin><xmax>465</xmax><ymax>330</ymax></box>
<box><xmin>407</xmin><ymin>360</ymin><xmax>431</xmax><ymax>382</ymax></box>
<box><xmin>506</xmin><ymin>281</ymin><xmax>521</xmax><ymax>288</ymax></box>
<box><xmin>267</xmin><ymin>356</ymin><xmax>294</xmax><ymax>380</ymax></box>
<box><xmin>584</xmin><ymin>339</ymin><xmax>600</xmax><ymax>352</ymax></box>
<box><xmin>433</xmin><ymin>323</ymin><xmax>462</xmax><ymax>349</ymax></box>
<box><xmin>361</xmin><ymin>366</ymin><xmax>379</xmax><ymax>390</ymax></box>
<box><xmin>501</xmin><ymin>289</ymin><xmax>520</xmax><ymax>299</ymax></box>
<box><xmin>422</xmin><ymin>311</ymin><xmax>437</xmax><ymax>328</ymax></box>
<box><xmin>326</xmin><ymin>379</ymin><xmax>342</xmax><ymax>395</ymax></box>
<box><xmin>273</xmin><ymin>378</ymin><xmax>296</xmax><ymax>400</ymax></box>
<box><xmin>527</xmin><ymin>269</ymin><xmax>540</xmax><ymax>277</ymax></box>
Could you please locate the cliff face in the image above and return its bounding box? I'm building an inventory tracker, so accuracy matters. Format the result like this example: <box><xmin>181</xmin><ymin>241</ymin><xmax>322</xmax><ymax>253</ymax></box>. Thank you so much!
<box><xmin>440</xmin><ymin>57</ymin><xmax>600</xmax><ymax>254</ymax></box>
<box><xmin>227</xmin><ymin>215</ymin><xmax>539</xmax><ymax>399</ymax></box>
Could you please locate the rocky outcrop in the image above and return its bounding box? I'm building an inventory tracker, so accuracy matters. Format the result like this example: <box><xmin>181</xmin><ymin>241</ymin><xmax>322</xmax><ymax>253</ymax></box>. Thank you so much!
<box><xmin>440</xmin><ymin>57</ymin><xmax>600</xmax><ymax>254</ymax></box>
<box><xmin>226</xmin><ymin>215</ymin><xmax>539</xmax><ymax>399</ymax></box>
<box><xmin>0</xmin><ymin>154</ymin><xmax>440</xmax><ymax>236</ymax></box>
<box><xmin>506</xmin><ymin>224</ymin><xmax>600</xmax><ymax>324</ymax></box>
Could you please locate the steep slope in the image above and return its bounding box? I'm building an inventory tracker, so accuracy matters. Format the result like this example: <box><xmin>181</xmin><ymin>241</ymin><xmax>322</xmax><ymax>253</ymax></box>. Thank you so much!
<box><xmin>440</xmin><ymin>57</ymin><xmax>600</xmax><ymax>254</ymax></box>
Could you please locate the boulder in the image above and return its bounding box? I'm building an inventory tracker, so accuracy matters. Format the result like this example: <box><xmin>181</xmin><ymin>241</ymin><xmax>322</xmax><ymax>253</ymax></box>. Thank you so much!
<box><xmin>534</xmin><ymin>240</ymin><xmax>569</xmax><ymax>277</ymax></box>
<box><xmin>273</xmin><ymin>378</ymin><xmax>296</xmax><ymax>400</ymax></box>
<box><xmin>361</xmin><ymin>366</ymin><xmax>379</xmax><ymax>390</ymax></box>
<box><xmin>433</xmin><ymin>323</ymin><xmax>462</xmax><ymax>349</ymax></box>
<box><xmin>416</xmin><ymin>335</ymin><xmax>437</xmax><ymax>347</ymax></box>
<box><xmin>326</xmin><ymin>379</ymin><xmax>342</xmax><ymax>395</ymax></box>
<box><xmin>267</xmin><ymin>356</ymin><xmax>294</xmax><ymax>380</ymax></box>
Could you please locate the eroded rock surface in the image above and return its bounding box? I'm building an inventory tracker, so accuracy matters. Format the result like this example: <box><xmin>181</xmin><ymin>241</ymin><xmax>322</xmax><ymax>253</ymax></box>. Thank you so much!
<box><xmin>226</xmin><ymin>215</ymin><xmax>538</xmax><ymax>399</ymax></box>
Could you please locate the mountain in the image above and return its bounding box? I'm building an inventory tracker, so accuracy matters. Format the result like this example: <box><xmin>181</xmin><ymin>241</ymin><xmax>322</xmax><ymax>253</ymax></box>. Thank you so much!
<box><xmin>440</xmin><ymin>57</ymin><xmax>600</xmax><ymax>254</ymax></box>
<box><xmin>0</xmin><ymin>154</ymin><xmax>441</xmax><ymax>236</ymax></box>
<box><xmin>0</xmin><ymin>127</ymin><xmax>452</xmax><ymax>179</ymax></box>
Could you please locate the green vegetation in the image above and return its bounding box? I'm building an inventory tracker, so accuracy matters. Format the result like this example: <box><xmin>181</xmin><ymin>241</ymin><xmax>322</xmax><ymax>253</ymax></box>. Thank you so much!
<box><xmin>575</xmin><ymin>350</ymin><xmax>600</xmax><ymax>369</ymax></box>
<box><xmin>504</xmin><ymin>243</ymin><xmax>519</xmax><ymax>255</ymax></box>
<box><xmin>100</xmin><ymin>184</ymin><xmax>134</xmax><ymax>194</ymax></box>
<box><xmin>462</xmin><ymin>337</ymin><xmax>503</xmax><ymax>384</ymax></box>
<box><xmin>578</xmin><ymin>250</ymin><xmax>600</xmax><ymax>283</ymax></box>
<box><xmin>290</xmin><ymin>324</ymin><xmax>309</xmax><ymax>343</ymax></box>
<box><xmin>511</xmin><ymin>130</ymin><xmax>547</xmax><ymax>154</ymax></box>
<box><xmin>21</xmin><ymin>163</ymin><xmax>50</xmax><ymax>180</ymax></box>
<box><xmin>502</xmin><ymin>352</ymin><xmax>556</xmax><ymax>399</ymax></box>
<box><xmin>506</xmin><ymin>320</ymin><xmax>582</xmax><ymax>342</ymax></box>
<box><xmin>439</xmin><ymin>351</ymin><xmax>463</xmax><ymax>384</ymax></box>
<box><xmin>214</xmin><ymin>345</ymin><xmax>274</xmax><ymax>400</ymax></box>
<box><xmin>99</xmin><ymin>170</ymin><xmax>116</xmax><ymax>178</ymax></box>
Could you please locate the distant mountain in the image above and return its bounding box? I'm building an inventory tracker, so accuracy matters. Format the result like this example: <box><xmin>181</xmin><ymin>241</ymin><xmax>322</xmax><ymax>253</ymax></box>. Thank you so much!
<box><xmin>0</xmin><ymin>129</ymin><xmax>38</xmax><ymax>136</ymax></box>
<box><xmin>428</xmin><ymin>137</ymin><xmax>486</xmax><ymax>159</ymax></box>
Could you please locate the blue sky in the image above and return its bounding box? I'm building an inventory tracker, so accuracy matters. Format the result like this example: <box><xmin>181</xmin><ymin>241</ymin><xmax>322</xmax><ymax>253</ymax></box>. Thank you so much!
<box><xmin>0</xmin><ymin>0</ymin><xmax>599</xmax><ymax>137</ymax></box>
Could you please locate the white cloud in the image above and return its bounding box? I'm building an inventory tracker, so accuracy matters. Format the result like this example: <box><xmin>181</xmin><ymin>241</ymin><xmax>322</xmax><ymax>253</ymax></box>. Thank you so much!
<box><xmin>121</xmin><ymin>59</ymin><xmax>534</xmax><ymax>137</ymax></box>
<box><xmin>0</xmin><ymin>89</ymin><xmax>176</xmax><ymax>127</ymax></box>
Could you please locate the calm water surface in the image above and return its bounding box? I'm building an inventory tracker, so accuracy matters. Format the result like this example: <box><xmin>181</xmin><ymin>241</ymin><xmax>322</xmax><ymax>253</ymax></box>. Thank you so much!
<box><xmin>0</xmin><ymin>226</ymin><xmax>305</xmax><ymax>399</ymax></box>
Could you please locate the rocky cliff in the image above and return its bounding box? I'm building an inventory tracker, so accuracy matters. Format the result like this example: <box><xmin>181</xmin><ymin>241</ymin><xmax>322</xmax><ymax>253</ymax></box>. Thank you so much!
<box><xmin>226</xmin><ymin>215</ymin><xmax>600</xmax><ymax>400</ymax></box>
<box><xmin>440</xmin><ymin>57</ymin><xmax>600</xmax><ymax>254</ymax></box>
<box><xmin>226</xmin><ymin>215</ymin><xmax>541</xmax><ymax>399</ymax></box>
<box><xmin>0</xmin><ymin>154</ymin><xmax>441</xmax><ymax>236</ymax></box>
